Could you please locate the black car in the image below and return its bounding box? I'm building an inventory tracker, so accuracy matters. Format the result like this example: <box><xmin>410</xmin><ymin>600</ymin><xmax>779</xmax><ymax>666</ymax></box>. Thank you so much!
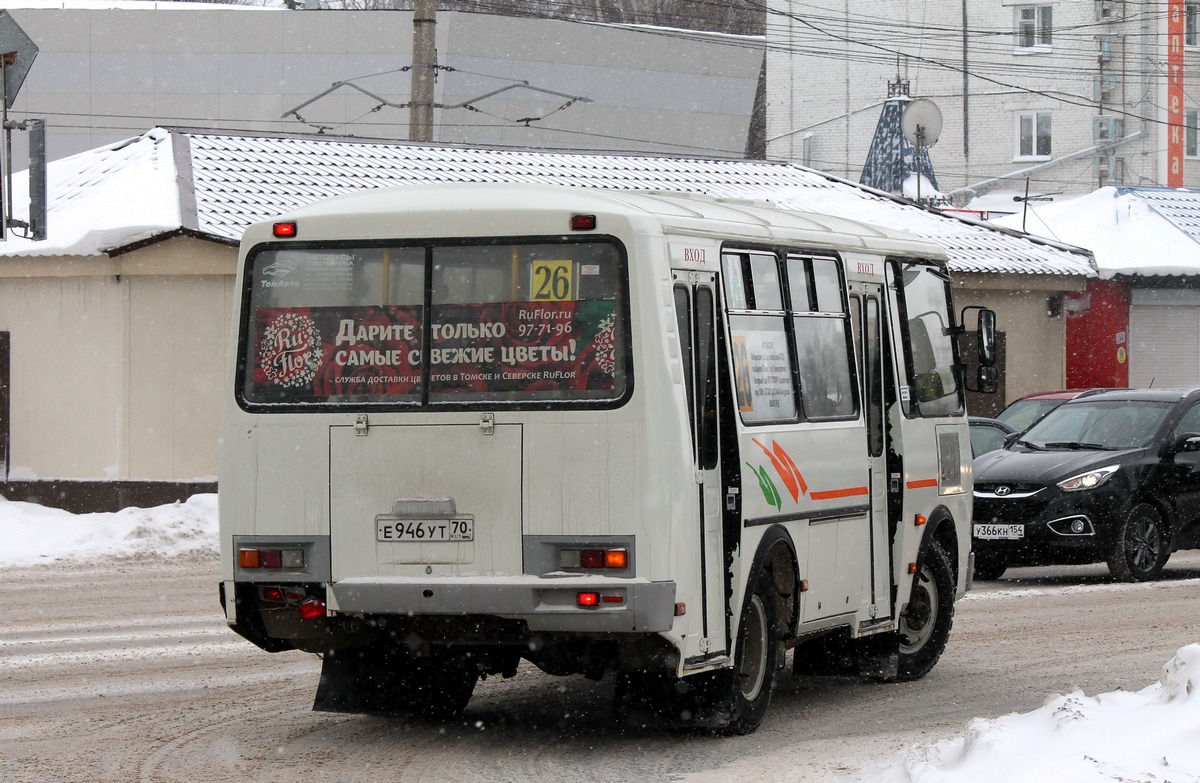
<box><xmin>971</xmin><ymin>387</ymin><xmax>1200</xmax><ymax>582</ymax></box>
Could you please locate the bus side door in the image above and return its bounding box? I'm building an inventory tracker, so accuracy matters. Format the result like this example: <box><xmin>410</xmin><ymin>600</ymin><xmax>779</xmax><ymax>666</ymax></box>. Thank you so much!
<box><xmin>673</xmin><ymin>271</ymin><xmax>728</xmax><ymax>657</ymax></box>
<box><xmin>849</xmin><ymin>282</ymin><xmax>893</xmax><ymax>615</ymax></box>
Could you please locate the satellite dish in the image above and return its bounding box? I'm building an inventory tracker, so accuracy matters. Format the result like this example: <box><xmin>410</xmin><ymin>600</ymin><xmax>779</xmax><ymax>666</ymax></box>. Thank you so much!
<box><xmin>901</xmin><ymin>98</ymin><xmax>943</xmax><ymax>148</ymax></box>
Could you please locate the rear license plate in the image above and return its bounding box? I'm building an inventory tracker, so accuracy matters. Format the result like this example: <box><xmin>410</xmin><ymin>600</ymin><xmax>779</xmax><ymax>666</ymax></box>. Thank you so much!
<box><xmin>376</xmin><ymin>517</ymin><xmax>474</xmax><ymax>542</ymax></box>
<box><xmin>973</xmin><ymin>523</ymin><xmax>1024</xmax><ymax>540</ymax></box>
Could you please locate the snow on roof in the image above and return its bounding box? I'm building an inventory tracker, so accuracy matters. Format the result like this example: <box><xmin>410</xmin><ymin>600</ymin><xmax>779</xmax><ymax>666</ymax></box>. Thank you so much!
<box><xmin>1</xmin><ymin>127</ymin><xmax>1096</xmax><ymax>278</ymax></box>
<box><xmin>992</xmin><ymin>186</ymin><xmax>1200</xmax><ymax>278</ymax></box>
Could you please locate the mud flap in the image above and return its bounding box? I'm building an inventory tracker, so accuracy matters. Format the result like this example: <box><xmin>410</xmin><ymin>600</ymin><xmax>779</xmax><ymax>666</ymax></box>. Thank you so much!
<box><xmin>313</xmin><ymin>646</ymin><xmax>394</xmax><ymax>714</ymax></box>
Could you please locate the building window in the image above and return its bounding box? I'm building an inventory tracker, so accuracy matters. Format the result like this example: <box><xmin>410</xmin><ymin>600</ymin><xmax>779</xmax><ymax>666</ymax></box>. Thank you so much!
<box><xmin>1188</xmin><ymin>3</ymin><xmax>1199</xmax><ymax>47</ymax></box>
<box><xmin>1188</xmin><ymin>109</ymin><xmax>1200</xmax><ymax>158</ymax></box>
<box><xmin>1016</xmin><ymin>111</ymin><xmax>1052</xmax><ymax>159</ymax></box>
<box><xmin>1015</xmin><ymin>5</ymin><xmax>1053</xmax><ymax>49</ymax></box>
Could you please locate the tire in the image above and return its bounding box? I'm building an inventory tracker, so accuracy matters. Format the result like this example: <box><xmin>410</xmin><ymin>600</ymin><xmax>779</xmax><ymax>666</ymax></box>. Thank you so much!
<box><xmin>1106</xmin><ymin>503</ymin><xmax>1171</xmax><ymax>582</ymax></box>
<box><xmin>683</xmin><ymin>574</ymin><xmax>779</xmax><ymax>735</ymax></box>
<box><xmin>972</xmin><ymin>550</ymin><xmax>1008</xmax><ymax>581</ymax></box>
<box><xmin>896</xmin><ymin>540</ymin><xmax>955</xmax><ymax>681</ymax></box>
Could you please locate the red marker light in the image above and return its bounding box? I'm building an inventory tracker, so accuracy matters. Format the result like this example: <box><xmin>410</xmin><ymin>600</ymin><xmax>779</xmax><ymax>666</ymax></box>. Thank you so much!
<box><xmin>298</xmin><ymin>598</ymin><xmax>326</xmax><ymax>621</ymax></box>
<box><xmin>570</xmin><ymin>214</ymin><xmax>597</xmax><ymax>231</ymax></box>
<box><xmin>260</xmin><ymin>586</ymin><xmax>286</xmax><ymax>603</ymax></box>
<box><xmin>576</xmin><ymin>591</ymin><xmax>600</xmax><ymax>607</ymax></box>
<box><xmin>272</xmin><ymin>221</ymin><xmax>298</xmax><ymax>238</ymax></box>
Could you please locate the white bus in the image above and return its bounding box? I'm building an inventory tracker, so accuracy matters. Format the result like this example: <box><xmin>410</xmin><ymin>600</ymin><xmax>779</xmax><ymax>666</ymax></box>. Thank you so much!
<box><xmin>218</xmin><ymin>183</ymin><xmax>996</xmax><ymax>734</ymax></box>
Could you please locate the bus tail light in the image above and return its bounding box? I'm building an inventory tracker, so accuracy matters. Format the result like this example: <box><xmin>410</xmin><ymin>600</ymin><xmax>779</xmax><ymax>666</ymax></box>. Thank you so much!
<box><xmin>558</xmin><ymin>547</ymin><xmax>629</xmax><ymax>570</ymax></box>
<box><xmin>238</xmin><ymin>547</ymin><xmax>305</xmax><ymax>569</ymax></box>
<box><xmin>576</xmin><ymin>592</ymin><xmax>624</xmax><ymax>607</ymax></box>
<box><xmin>272</xmin><ymin>221</ymin><xmax>298</xmax><ymax>238</ymax></box>
<box><xmin>259</xmin><ymin>585</ymin><xmax>306</xmax><ymax>604</ymax></box>
<box><xmin>298</xmin><ymin>598</ymin><xmax>326</xmax><ymax>620</ymax></box>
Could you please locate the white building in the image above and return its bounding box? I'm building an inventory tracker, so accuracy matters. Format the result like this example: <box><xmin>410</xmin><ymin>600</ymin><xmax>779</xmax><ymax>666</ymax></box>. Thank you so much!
<box><xmin>764</xmin><ymin>0</ymin><xmax>1193</xmax><ymax>203</ymax></box>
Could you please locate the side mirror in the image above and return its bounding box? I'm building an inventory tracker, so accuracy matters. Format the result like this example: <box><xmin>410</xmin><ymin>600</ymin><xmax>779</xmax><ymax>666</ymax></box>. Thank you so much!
<box><xmin>976</xmin><ymin>308</ymin><xmax>997</xmax><ymax>367</ymax></box>
<box><xmin>977</xmin><ymin>365</ymin><xmax>999</xmax><ymax>394</ymax></box>
<box><xmin>1168</xmin><ymin>433</ymin><xmax>1200</xmax><ymax>456</ymax></box>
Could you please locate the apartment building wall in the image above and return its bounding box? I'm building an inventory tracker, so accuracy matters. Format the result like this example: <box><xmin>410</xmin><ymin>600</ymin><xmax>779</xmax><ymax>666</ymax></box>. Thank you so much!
<box><xmin>765</xmin><ymin>0</ymin><xmax>1191</xmax><ymax>201</ymax></box>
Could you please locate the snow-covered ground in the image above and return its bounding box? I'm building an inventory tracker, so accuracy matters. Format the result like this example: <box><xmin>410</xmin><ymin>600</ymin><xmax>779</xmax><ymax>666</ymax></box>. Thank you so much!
<box><xmin>1</xmin><ymin>492</ymin><xmax>1197</xmax><ymax>783</ymax></box>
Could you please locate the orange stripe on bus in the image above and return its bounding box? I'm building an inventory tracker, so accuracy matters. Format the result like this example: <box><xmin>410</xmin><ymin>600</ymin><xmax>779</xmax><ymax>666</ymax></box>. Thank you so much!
<box><xmin>906</xmin><ymin>478</ymin><xmax>939</xmax><ymax>489</ymax></box>
<box><xmin>810</xmin><ymin>486</ymin><xmax>869</xmax><ymax>500</ymax></box>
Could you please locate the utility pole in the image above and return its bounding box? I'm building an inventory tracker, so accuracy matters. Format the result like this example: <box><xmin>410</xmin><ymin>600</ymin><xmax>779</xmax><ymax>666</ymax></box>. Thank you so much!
<box><xmin>409</xmin><ymin>0</ymin><xmax>436</xmax><ymax>142</ymax></box>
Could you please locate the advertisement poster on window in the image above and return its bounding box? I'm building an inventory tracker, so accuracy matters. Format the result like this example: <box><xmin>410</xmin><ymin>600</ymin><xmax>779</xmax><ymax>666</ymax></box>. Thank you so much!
<box><xmin>430</xmin><ymin>300</ymin><xmax>618</xmax><ymax>395</ymax></box>
<box><xmin>251</xmin><ymin>300</ymin><xmax>619</xmax><ymax>401</ymax></box>
<box><xmin>731</xmin><ymin>326</ymin><xmax>796</xmax><ymax>421</ymax></box>
<box><xmin>253</xmin><ymin>305</ymin><xmax>424</xmax><ymax>400</ymax></box>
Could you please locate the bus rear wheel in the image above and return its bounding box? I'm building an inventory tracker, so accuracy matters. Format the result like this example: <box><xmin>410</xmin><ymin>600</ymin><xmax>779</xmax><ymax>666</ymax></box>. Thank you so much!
<box><xmin>701</xmin><ymin>574</ymin><xmax>779</xmax><ymax>735</ymax></box>
<box><xmin>896</xmin><ymin>540</ymin><xmax>954</xmax><ymax>681</ymax></box>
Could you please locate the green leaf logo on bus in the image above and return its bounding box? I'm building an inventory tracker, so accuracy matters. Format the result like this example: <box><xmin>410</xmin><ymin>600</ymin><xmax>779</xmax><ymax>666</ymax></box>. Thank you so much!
<box><xmin>747</xmin><ymin>463</ymin><xmax>783</xmax><ymax>510</ymax></box>
<box><xmin>747</xmin><ymin>439</ymin><xmax>805</xmax><ymax>510</ymax></box>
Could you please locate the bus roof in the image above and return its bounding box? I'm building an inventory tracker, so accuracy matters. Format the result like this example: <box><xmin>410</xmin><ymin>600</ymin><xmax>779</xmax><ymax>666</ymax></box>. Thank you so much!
<box><xmin>252</xmin><ymin>182</ymin><xmax>949</xmax><ymax>260</ymax></box>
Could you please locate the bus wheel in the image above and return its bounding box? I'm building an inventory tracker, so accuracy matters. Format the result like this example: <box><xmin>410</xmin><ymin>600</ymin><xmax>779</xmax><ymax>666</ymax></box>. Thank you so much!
<box><xmin>708</xmin><ymin>575</ymin><xmax>779</xmax><ymax>735</ymax></box>
<box><xmin>896</xmin><ymin>541</ymin><xmax>954</xmax><ymax>681</ymax></box>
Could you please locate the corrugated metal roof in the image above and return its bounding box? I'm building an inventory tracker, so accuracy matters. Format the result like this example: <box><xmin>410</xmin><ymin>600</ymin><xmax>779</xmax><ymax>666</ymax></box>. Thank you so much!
<box><xmin>1116</xmin><ymin>186</ymin><xmax>1200</xmax><ymax>246</ymax></box>
<box><xmin>182</xmin><ymin>130</ymin><xmax>1094</xmax><ymax>277</ymax></box>
<box><xmin>1</xmin><ymin>127</ymin><xmax>1096</xmax><ymax>279</ymax></box>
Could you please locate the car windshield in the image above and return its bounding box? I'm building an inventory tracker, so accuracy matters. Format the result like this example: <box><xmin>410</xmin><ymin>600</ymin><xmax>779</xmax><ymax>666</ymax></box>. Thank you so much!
<box><xmin>1017</xmin><ymin>400</ymin><xmax>1172</xmax><ymax>451</ymax></box>
<box><xmin>995</xmin><ymin>398</ymin><xmax>1065</xmax><ymax>431</ymax></box>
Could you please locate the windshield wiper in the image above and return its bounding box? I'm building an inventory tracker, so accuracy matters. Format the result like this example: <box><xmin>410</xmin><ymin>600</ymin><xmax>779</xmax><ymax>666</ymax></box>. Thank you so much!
<box><xmin>1014</xmin><ymin>439</ymin><xmax>1045</xmax><ymax>451</ymax></box>
<box><xmin>1042</xmin><ymin>441</ymin><xmax>1111</xmax><ymax>451</ymax></box>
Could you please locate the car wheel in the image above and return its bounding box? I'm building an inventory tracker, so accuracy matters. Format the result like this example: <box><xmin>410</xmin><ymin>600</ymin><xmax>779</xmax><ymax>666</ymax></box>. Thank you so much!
<box><xmin>1106</xmin><ymin>503</ymin><xmax>1171</xmax><ymax>582</ymax></box>
<box><xmin>972</xmin><ymin>551</ymin><xmax>1008</xmax><ymax>581</ymax></box>
<box><xmin>896</xmin><ymin>540</ymin><xmax>955</xmax><ymax>681</ymax></box>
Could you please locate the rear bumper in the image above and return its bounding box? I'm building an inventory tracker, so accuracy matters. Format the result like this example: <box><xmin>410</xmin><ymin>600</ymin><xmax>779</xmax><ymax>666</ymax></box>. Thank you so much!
<box><xmin>328</xmin><ymin>575</ymin><xmax>677</xmax><ymax>633</ymax></box>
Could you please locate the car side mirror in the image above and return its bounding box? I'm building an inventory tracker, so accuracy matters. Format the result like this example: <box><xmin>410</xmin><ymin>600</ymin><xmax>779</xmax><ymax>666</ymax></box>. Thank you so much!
<box><xmin>1169</xmin><ymin>432</ymin><xmax>1200</xmax><ymax>455</ymax></box>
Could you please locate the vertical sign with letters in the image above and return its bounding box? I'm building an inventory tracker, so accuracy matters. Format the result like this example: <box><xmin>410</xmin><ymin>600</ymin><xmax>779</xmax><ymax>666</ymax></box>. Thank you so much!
<box><xmin>1169</xmin><ymin>0</ymin><xmax>1185</xmax><ymax>187</ymax></box>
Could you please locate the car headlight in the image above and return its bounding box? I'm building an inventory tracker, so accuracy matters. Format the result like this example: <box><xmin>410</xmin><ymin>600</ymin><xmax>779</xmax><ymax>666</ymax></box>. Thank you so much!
<box><xmin>1057</xmin><ymin>465</ymin><xmax>1120</xmax><ymax>492</ymax></box>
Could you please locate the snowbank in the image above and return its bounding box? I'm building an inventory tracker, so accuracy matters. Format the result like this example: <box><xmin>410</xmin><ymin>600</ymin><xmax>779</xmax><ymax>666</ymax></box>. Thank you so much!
<box><xmin>0</xmin><ymin>493</ymin><xmax>218</xmax><ymax>566</ymax></box>
<box><xmin>863</xmin><ymin>644</ymin><xmax>1200</xmax><ymax>783</ymax></box>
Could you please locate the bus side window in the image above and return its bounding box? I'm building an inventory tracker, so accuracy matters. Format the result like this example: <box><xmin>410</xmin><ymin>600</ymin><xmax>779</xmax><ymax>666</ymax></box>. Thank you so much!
<box><xmin>674</xmin><ymin>284</ymin><xmax>697</xmax><ymax>454</ymax></box>
<box><xmin>723</xmin><ymin>251</ymin><xmax>797</xmax><ymax>424</ymax></box>
<box><xmin>789</xmin><ymin>256</ymin><xmax>857</xmax><ymax>420</ymax></box>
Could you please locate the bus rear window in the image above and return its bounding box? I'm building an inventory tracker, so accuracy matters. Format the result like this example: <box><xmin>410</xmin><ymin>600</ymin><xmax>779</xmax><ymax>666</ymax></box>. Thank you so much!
<box><xmin>239</xmin><ymin>240</ymin><xmax>629</xmax><ymax>409</ymax></box>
